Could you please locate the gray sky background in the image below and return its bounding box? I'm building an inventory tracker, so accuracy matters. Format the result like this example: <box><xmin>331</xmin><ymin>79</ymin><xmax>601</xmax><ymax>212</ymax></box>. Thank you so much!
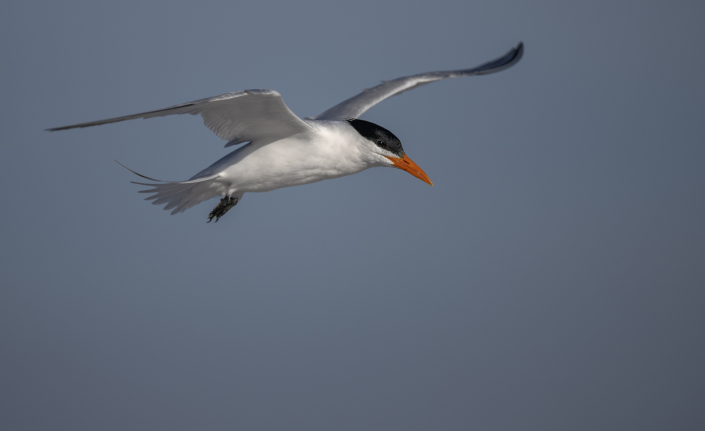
<box><xmin>1</xmin><ymin>0</ymin><xmax>704</xmax><ymax>430</ymax></box>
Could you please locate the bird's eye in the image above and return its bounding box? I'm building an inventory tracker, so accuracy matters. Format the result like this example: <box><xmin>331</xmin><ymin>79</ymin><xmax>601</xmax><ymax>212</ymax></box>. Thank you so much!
<box><xmin>377</xmin><ymin>140</ymin><xmax>384</xmax><ymax>145</ymax></box>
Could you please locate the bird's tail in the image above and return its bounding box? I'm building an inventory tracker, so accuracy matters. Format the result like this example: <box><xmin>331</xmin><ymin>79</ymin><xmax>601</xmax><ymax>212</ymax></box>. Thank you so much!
<box><xmin>116</xmin><ymin>161</ymin><xmax>225</xmax><ymax>215</ymax></box>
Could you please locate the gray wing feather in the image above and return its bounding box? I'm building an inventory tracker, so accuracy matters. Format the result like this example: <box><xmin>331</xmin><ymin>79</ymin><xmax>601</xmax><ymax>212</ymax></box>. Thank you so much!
<box><xmin>48</xmin><ymin>89</ymin><xmax>312</xmax><ymax>144</ymax></box>
<box><xmin>314</xmin><ymin>42</ymin><xmax>523</xmax><ymax>121</ymax></box>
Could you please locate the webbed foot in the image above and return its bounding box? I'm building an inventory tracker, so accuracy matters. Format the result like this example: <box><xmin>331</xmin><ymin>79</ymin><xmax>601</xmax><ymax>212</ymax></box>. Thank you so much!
<box><xmin>208</xmin><ymin>196</ymin><xmax>238</xmax><ymax>223</ymax></box>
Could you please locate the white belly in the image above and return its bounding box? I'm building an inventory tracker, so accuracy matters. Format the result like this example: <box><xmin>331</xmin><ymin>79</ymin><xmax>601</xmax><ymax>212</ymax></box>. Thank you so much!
<box><xmin>201</xmin><ymin>123</ymin><xmax>374</xmax><ymax>193</ymax></box>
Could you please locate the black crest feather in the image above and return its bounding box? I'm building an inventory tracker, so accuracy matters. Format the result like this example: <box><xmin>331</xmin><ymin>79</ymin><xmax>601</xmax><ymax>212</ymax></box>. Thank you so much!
<box><xmin>347</xmin><ymin>119</ymin><xmax>404</xmax><ymax>157</ymax></box>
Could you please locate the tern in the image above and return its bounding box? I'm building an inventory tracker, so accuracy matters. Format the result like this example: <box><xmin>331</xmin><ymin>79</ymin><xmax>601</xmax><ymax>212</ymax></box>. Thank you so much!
<box><xmin>49</xmin><ymin>43</ymin><xmax>523</xmax><ymax>222</ymax></box>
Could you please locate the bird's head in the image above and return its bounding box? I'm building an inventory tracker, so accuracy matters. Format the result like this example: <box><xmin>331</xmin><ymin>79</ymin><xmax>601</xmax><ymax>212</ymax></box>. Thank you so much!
<box><xmin>347</xmin><ymin>119</ymin><xmax>433</xmax><ymax>186</ymax></box>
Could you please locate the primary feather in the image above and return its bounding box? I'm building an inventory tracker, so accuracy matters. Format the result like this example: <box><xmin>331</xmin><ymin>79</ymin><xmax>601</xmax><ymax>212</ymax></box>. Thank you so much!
<box><xmin>48</xmin><ymin>43</ymin><xmax>524</xmax><ymax>220</ymax></box>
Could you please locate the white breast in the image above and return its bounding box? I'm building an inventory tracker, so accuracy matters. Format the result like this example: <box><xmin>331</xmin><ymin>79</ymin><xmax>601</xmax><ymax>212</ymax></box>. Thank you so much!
<box><xmin>205</xmin><ymin>120</ymin><xmax>381</xmax><ymax>193</ymax></box>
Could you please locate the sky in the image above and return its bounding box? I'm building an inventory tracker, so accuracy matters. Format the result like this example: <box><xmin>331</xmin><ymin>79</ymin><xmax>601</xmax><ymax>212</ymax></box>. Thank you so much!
<box><xmin>1</xmin><ymin>0</ymin><xmax>704</xmax><ymax>430</ymax></box>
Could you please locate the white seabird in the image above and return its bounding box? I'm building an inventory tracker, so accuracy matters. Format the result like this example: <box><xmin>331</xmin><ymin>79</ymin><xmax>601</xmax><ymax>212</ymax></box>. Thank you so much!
<box><xmin>49</xmin><ymin>43</ymin><xmax>523</xmax><ymax>222</ymax></box>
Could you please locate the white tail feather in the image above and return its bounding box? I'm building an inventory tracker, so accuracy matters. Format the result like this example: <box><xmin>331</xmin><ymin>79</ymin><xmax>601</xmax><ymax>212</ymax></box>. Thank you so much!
<box><xmin>117</xmin><ymin>161</ymin><xmax>225</xmax><ymax>215</ymax></box>
<box><xmin>133</xmin><ymin>179</ymin><xmax>225</xmax><ymax>214</ymax></box>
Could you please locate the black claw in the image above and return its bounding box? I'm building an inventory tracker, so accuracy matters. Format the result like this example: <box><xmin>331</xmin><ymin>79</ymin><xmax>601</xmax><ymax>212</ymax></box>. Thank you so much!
<box><xmin>208</xmin><ymin>196</ymin><xmax>238</xmax><ymax>223</ymax></box>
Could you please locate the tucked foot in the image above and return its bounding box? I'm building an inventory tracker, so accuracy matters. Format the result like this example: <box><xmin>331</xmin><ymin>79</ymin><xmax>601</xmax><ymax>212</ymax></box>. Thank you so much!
<box><xmin>208</xmin><ymin>196</ymin><xmax>239</xmax><ymax>223</ymax></box>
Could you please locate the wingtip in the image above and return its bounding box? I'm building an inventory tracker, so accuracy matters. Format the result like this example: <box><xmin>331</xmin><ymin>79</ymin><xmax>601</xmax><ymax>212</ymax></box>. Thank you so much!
<box><xmin>508</xmin><ymin>41</ymin><xmax>524</xmax><ymax>67</ymax></box>
<box><xmin>515</xmin><ymin>41</ymin><xmax>524</xmax><ymax>60</ymax></box>
<box><xmin>504</xmin><ymin>41</ymin><xmax>524</xmax><ymax>66</ymax></box>
<box><xmin>471</xmin><ymin>41</ymin><xmax>525</xmax><ymax>76</ymax></box>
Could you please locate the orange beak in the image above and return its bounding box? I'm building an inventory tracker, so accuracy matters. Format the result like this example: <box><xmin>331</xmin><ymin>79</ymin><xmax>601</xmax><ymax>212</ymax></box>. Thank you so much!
<box><xmin>386</xmin><ymin>154</ymin><xmax>433</xmax><ymax>186</ymax></box>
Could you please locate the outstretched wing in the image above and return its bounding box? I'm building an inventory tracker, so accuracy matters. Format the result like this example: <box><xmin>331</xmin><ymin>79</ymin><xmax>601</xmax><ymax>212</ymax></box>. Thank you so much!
<box><xmin>48</xmin><ymin>89</ymin><xmax>312</xmax><ymax>145</ymax></box>
<box><xmin>314</xmin><ymin>43</ymin><xmax>523</xmax><ymax>121</ymax></box>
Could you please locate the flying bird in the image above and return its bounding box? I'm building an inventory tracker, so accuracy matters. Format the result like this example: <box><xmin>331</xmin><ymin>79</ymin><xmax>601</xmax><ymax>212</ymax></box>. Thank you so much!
<box><xmin>49</xmin><ymin>43</ymin><xmax>523</xmax><ymax>222</ymax></box>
